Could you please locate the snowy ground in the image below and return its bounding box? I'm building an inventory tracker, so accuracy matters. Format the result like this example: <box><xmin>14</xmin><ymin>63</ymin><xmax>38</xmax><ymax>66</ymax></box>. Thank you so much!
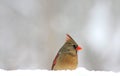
<box><xmin>0</xmin><ymin>68</ymin><xmax>120</xmax><ymax>76</ymax></box>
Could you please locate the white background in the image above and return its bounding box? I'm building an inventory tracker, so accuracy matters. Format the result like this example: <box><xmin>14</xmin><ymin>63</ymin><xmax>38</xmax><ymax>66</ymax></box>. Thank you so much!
<box><xmin>0</xmin><ymin>0</ymin><xmax>120</xmax><ymax>72</ymax></box>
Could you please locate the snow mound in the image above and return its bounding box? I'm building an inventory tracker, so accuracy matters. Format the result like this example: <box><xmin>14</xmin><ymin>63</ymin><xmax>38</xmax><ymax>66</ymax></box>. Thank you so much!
<box><xmin>0</xmin><ymin>67</ymin><xmax>120</xmax><ymax>76</ymax></box>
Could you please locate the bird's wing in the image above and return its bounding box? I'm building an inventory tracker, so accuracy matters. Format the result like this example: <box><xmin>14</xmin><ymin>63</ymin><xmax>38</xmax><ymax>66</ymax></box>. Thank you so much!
<box><xmin>51</xmin><ymin>52</ymin><xmax>59</xmax><ymax>70</ymax></box>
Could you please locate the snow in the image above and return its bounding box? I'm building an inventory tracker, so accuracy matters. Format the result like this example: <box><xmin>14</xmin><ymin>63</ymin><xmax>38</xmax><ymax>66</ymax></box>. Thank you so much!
<box><xmin>0</xmin><ymin>68</ymin><xmax>120</xmax><ymax>76</ymax></box>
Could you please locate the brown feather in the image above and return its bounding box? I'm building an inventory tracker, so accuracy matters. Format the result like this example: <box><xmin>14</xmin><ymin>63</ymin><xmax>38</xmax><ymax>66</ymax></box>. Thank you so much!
<box><xmin>51</xmin><ymin>53</ymin><xmax>59</xmax><ymax>70</ymax></box>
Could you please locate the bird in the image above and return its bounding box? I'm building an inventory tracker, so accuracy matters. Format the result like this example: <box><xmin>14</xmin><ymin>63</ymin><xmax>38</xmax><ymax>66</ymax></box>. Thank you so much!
<box><xmin>51</xmin><ymin>34</ymin><xmax>82</xmax><ymax>70</ymax></box>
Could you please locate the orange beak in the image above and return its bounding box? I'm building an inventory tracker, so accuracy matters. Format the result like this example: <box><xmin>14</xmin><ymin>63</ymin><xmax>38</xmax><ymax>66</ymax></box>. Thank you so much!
<box><xmin>76</xmin><ymin>46</ymin><xmax>82</xmax><ymax>51</ymax></box>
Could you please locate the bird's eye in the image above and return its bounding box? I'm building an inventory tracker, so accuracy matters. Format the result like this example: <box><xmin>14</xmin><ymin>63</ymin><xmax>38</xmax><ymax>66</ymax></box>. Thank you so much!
<box><xmin>73</xmin><ymin>45</ymin><xmax>78</xmax><ymax>49</ymax></box>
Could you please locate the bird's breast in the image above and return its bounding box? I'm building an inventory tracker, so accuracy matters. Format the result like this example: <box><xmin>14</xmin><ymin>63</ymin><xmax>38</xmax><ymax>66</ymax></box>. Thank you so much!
<box><xmin>53</xmin><ymin>53</ymin><xmax>78</xmax><ymax>70</ymax></box>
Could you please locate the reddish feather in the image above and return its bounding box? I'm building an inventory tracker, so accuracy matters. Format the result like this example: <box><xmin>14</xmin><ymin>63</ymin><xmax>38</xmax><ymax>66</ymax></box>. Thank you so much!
<box><xmin>66</xmin><ymin>34</ymin><xmax>72</xmax><ymax>41</ymax></box>
<box><xmin>51</xmin><ymin>53</ymin><xmax>59</xmax><ymax>70</ymax></box>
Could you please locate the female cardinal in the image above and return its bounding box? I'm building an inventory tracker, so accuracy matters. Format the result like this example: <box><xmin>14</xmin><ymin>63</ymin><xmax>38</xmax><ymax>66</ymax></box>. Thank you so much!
<box><xmin>51</xmin><ymin>34</ymin><xmax>82</xmax><ymax>70</ymax></box>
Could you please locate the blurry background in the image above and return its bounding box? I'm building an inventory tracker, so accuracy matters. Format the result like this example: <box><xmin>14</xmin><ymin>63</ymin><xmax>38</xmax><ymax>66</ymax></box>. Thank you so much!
<box><xmin>0</xmin><ymin>0</ymin><xmax>120</xmax><ymax>72</ymax></box>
